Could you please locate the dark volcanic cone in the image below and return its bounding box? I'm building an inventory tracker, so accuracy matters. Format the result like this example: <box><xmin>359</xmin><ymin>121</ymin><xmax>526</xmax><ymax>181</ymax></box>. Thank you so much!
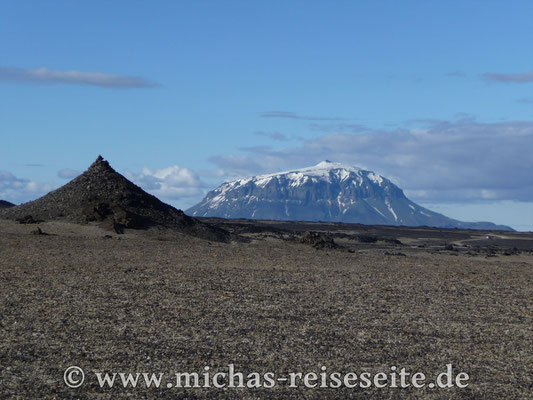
<box><xmin>0</xmin><ymin>200</ymin><xmax>15</xmax><ymax>209</ymax></box>
<box><xmin>0</xmin><ymin>156</ymin><xmax>231</xmax><ymax>242</ymax></box>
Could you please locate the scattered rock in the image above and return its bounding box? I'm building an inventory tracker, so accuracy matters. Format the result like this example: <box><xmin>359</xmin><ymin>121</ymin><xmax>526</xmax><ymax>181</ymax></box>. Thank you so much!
<box><xmin>384</xmin><ymin>238</ymin><xmax>403</xmax><ymax>245</ymax></box>
<box><xmin>31</xmin><ymin>227</ymin><xmax>47</xmax><ymax>235</ymax></box>
<box><xmin>301</xmin><ymin>231</ymin><xmax>338</xmax><ymax>249</ymax></box>
<box><xmin>17</xmin><ymin>215</ymin><xmax>39</xmax><ymax>224</ymax></box>
<box><xmin>356</xmin><ymin>234</ymin><xmax>378</xmax><ymax>243</ymax></box>
<box><xmin>384</xmin><ymin>251</ymin><xmax>406</xmax><ymax>256</ymax></box>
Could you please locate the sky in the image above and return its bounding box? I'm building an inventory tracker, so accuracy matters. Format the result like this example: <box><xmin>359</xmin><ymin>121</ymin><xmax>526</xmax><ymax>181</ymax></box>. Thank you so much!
<box><xmin>1</xmin><ymin>1</ymin><xmax>532</xmax><ymax>231</ymax></box>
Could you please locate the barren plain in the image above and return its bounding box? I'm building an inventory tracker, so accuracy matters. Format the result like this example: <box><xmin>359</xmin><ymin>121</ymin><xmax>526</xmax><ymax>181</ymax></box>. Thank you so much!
<box><xmin>1</xmin><ymin>219</ymin><xmax>532</xmax><ymax>399</ymax></box>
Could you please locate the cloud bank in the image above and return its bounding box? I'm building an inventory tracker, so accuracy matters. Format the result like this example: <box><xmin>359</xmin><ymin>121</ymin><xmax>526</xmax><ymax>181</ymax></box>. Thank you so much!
<box><xmin>3</xmin><ymin>118</ymin><xmax>531</xmax><ymax>212</ymax></box>
<box><xmin>0</xmin><ymin>67</ymin><xmax>158</xmax><ymax>88</ymax></box>
<box><xmin>125</xmin><ymin>166</ymin><xmax>206</xmax><ymax>200</ymax></box>
<box><xmin>0</xmin><ymin>170</ymin><xmax>55</xmax><ymax>204</ymax></box>
<box><xmin>209</xmin><ymin>119</ymin><xmax>533</xmax><ymax>204</ymax></box>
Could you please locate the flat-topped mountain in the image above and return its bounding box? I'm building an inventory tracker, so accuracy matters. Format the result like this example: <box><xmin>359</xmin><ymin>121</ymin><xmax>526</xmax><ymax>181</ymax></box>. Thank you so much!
<box><xmin>187</xmin><ymin>161</ymin><xmax>512</xmax><ymax>231</ymax></box>
<box><xmin>0</xmin><ymin>200</ymin><xmax>15</xmax><ymax>209</ymax></box>
<box><xmin>0</xmin><ymin>156</ymin><xmax>231</xmax><ymax>242</ymax></box>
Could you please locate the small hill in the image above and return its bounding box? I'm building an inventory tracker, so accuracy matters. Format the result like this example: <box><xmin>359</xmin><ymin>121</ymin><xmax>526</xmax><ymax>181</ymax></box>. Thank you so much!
<box><xmin>0</xmin><ymin>156</ymin><xmax>231</xmax><ymax>242</ymax></box>
<box><xmin>187</xmin><ymin>161</ymin><xmax>513</xmax><ymax>231</ymax></box>
<box><xmin>0</xmin><ymin>200</ymin><xmax>15</xmax><ymax>209</ymax></box>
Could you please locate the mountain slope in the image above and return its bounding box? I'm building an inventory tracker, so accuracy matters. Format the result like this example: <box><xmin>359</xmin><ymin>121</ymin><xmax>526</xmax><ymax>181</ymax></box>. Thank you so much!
<box><xmin>0</xmin><ymin>156</ymin><xmax>231</xmax><ymax>242</ymax></box>
<box><xmin>187</xmin><ymin>161</ymin><xmax>512</xmax><ymax>231</ymax></box>
<box><xmin>0</xmin><ymin>200</ymin><xmax>15</xmax><ymax>209</ymax></box>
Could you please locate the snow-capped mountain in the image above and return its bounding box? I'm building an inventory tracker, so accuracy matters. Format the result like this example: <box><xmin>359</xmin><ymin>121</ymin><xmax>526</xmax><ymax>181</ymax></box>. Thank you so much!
<box><xmin>187</xmin><ymin>161</ymin><xmax>512</xmax><ymax>230</ymax></box>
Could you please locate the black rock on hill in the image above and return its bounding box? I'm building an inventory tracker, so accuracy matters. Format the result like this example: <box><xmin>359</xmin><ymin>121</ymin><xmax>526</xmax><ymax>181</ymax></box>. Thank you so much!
<box><xmin>0</xmin><ymin>156</ymin><xmax>231</xmax><ymax>242</ymax></box>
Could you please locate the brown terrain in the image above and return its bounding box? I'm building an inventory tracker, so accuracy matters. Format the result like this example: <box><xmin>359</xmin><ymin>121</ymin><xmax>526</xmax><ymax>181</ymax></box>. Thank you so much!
<box><xmin>1</xmin><ymin>158</ymin><xmax>532</xmax><ymax>399</ymax></box>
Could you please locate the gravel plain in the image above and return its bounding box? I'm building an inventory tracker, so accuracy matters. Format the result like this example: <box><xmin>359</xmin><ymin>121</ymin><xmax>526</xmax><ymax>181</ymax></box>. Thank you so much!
<box><xmin>1</xmin><ymin>219</ymin><xmax>532</xmax><ymax>399</ymax></box>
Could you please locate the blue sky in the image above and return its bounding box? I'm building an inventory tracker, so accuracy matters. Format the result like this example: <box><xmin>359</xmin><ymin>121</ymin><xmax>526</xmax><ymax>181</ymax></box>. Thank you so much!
<box><xmin>1</xmin><ymin>1</ymin><xmax>532</xmax><ymax>230</ymax></box>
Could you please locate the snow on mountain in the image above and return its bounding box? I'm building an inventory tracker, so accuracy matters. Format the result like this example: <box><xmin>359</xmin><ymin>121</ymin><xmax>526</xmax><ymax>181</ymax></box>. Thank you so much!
<box><xmin>187</xmin><ymin>161</ymin><xmax>513</xmax><ymax>231</ymax></box>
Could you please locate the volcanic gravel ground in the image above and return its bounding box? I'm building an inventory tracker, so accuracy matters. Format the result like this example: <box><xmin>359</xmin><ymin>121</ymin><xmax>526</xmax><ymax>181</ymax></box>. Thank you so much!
<box><xmin>0</xmin><ymin>220</ymin><xmax>532</xmax><ymax>399</ymax></box>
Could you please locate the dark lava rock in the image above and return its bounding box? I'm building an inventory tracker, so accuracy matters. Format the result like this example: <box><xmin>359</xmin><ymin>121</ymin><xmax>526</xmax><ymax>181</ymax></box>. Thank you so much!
<box><xmin>301</xmin><ymin>231</ymin><xmax>338</xmax><ymax>249</ymax></box>
<box><xmin>384</xmin><ymin>238</ymin><xmax>403</xmax><ymax>245</ymax></box>
<box><xmin>31</xmin><ymin>227</ymin><xmax>47</xmax><ymax>235</ymax></box>
<box><xmin>357</xmin><ymin>234</ymin><xmax>378</xmax><ymax>243</ymax></box>
<box><xmin>0</xmin><ymin>156</ymin><xmax>231</xmax><ymax>242</ymax></box>
<box><xmin>384</xmin><ymin>251</ymin><xmax>407</xmax><ymax>256</ymax></box>
<box><xmin>17</xmin><ymin>215</ymin><xmax>39</xmax><ymax>224</ymax></box>
<box><xmin>0</xmin><ymin>200</ymin><xmax>15</xmax><ymax>209</ymax></box>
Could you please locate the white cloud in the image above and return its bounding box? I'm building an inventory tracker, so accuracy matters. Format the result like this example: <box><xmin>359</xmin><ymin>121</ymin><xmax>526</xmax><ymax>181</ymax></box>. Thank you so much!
<box><xmin>126</xmin><ymin>166</ymin><xmax>206</xmax><ymax>200</ymax></box>
<box><xmin>0</xmin><ymin>170</ymin><xmax>56</xmax><ymax>204</ymax></box>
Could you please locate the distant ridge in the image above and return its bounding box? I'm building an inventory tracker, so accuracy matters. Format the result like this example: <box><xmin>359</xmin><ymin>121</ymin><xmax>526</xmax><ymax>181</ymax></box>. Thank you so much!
<box><xmin>0</xmin><ymin>200</ymin><xmax>15</xmax><ymax>209</ymax></box>
<box><xmin>0</xmin><ymin>156</ymin><xmax>231</xmax><ymax>242</ymax></box>
<box><xmin>188</xmin><ymin>161</ymin><xmax>513</xmax><ymax>231</ymax></box>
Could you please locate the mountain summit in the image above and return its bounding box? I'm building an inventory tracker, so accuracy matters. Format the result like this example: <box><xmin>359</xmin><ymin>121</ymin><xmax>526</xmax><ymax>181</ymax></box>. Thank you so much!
<box><xmin>187</xmin><ymin>161</ymin><xmax>512</xmax><ymax>231</ymax></box>
<box><xmin>0</xmin><ymin>156</ymin><xmax>231</xmax><ymax>241</ymax></box>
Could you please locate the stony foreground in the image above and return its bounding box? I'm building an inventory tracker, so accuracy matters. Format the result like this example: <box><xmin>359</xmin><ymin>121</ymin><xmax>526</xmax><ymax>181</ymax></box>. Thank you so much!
<box><xmin>0</xmin><ymin>220</ymin><xmax>532</xmax><ymax>399</ymax></box>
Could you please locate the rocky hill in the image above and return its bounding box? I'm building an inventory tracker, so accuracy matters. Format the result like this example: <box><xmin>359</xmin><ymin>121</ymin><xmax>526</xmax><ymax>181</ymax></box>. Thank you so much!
<box><xmin>187</xmin><ymin>161</ymin><xmax>513</xmax><ymax>231</ymax></box>
<box><xmin>0</xmin><ymin>156</ymin><xmax>231</xmax><ymax>242</ymax></box>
